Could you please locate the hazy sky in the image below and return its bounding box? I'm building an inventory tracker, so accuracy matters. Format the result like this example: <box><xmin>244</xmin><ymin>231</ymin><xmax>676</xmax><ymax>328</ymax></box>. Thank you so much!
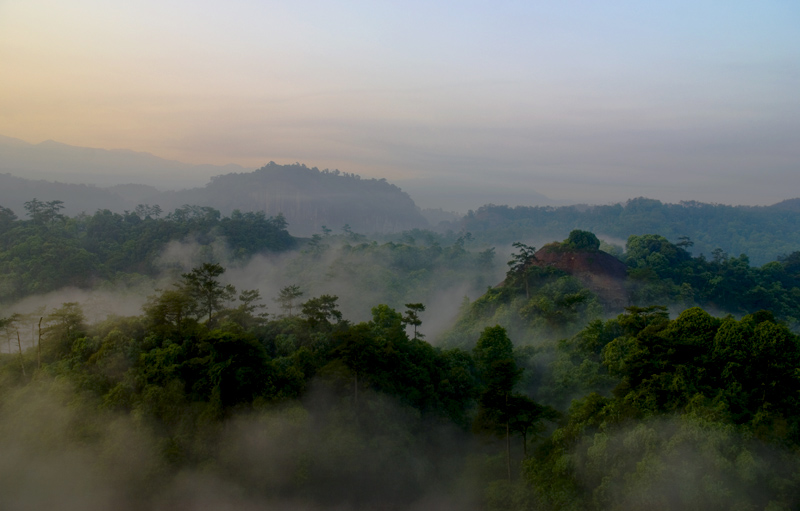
<box><xmin>1</xmin><ymin>1</ymin><xmax>799</xmax><ymax>206</ymax></box>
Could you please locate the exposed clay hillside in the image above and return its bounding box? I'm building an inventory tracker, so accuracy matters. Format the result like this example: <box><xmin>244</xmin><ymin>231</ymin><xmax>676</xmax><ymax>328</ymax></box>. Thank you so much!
<box><xmin>533</xmin><ymin>243</ymin><xmax>629</xmax><ymax>307</ymax></box>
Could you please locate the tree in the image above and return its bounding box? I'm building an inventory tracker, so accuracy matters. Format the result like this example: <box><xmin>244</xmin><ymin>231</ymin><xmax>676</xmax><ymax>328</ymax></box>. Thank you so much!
<box><xmin>134</xmin><ymin>203</ymin><xmax>162</xmax><ymax>219</ymax></box>
<box><xmin>0</xmin><ymin>205</ymin><xmax>17</xmax><ymax>234</ymax></box>
<box><xmin>507</xmin><ymin>394</ymin><xmax>557</xmax><ymax>458</ymax></box>
<box><xmin>1</xmin><ymin>314</ymin><xmax>26</xmax><ymax>377</ymax></box>
<box><xmin>402</xmin><ymin>303</ymin><xmax>425</xmax><ymax>340</ymax></box>
<box><xmin>227</xmin><ymin>289</ymin><xmax>268</xmax><ymax>328</ymax></box>
<box><xmin>144</xmin><ymin>288</ymin><xmax>196</xmax><ymax>337</ymax></box>
<box><xmin>473</xmin><ymin>326</ymin><xmax>521</xmax><ymax>480</ymax></box>
<box><xmin>24</xmin><ymin>198</ymin><xmax>65</xmax><ymax>224</ymax></box>
<box><xmin>275</xmin><ymin>285</ymin><xmax>303</xmax><ymax>317</ymax></box>
<box><xmin>302</xmin><ymin>294</ymin><xmax>343</xmax><ymax>329</ymax></box>
<box><xmin>676</xmin><ymin>235</ymin><xmax>694</xmax><ymax>249</ymax></box>
<box><xmin>43</xmin><ymin>302</ymin><xmax>86</xmax><ymax>359</ymax></box>
<box><xmin>181</xmin><ymin>263</ymin><xmax>236</xmax><ymax>323</ymax></box>
<box><xmin>333</xmin><ymin>323</ymin><xmax>382</xmax><ymax>406</ymax></box>
<box><xmin>507</xmin><ymin>242</ymin><xmax>537</xmax><ymax>299</ymax></box>
<box><xmin>564</xmin><ymin>229</ymin><xmax>600</xmax><ymax>251</ymax></box>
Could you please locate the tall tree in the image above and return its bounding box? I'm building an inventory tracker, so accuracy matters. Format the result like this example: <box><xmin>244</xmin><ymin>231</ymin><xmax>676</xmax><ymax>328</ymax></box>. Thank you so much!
<box><xmin>473</xmin><ymin>326</ymin><xmax>521</xmax><ymax>480</ymax></box>
<box><xmin>507</xmin><ymin>242</ymin><xmax>537</xmax><ymax>299</ymax></box>
<box><xmin>276</xmin><ymin>285</ymin><xmax>304</xmax><ymax>317</ymax></box>
<box><xmin>181</xmin><ymin>263</ymin><xmax>236</xmax><ymax>323</ymax></box>
<box><xmin>302</xmin><ymin>294</ymin><xmax>342</xmax><ymax>329</ymax></box>
<box><xmin>402</xmin><ymin>303</ymin><xmax>425</xmax><ymax>340</ymax></box>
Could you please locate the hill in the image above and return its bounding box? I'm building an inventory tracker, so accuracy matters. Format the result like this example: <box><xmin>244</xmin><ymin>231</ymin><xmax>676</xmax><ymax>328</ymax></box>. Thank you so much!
<box><xmin>532</xmin><ymin>243</ymin><xmax>628</xmax><ymax>308</ymax></box>
<box><xmin>156</xmin><ymin>162</ymin><xmax>429</xmax><ymax>236</ymax></box>
<box><xmin>0</xmin><ymin>163</ymin><xmax>429</xmax><ymax>236</ymax></box>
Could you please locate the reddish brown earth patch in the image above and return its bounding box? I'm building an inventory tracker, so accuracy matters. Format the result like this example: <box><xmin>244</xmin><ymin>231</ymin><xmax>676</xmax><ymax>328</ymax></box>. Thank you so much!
<box><xmin>533</xmin><ymin>246</ymin><xmax>629</xmax><ymax>307</ymax></box>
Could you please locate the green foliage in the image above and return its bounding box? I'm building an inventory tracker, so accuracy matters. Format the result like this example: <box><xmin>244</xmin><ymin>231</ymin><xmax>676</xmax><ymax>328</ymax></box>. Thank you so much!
<box><xmin>0</xmin><ymin>201</ymin><xmax>295</xmax><ymax>302</ymax></box>
<box><xmin>525</xmin><ymin>307</ymin><xmax>800</xmax><ymax>510</ymax></box>
<box><xmin>301</xmin><ymin>294</ymin><xmax>342</xmax><ymax>329</ymax></box>
<box><xmin>564</xmin><ymin>230</ymin><xmax>601</xmax><ymax>252</ymax></box>
<box><xmin>401</xmin><ymin>302</ymin><xmax>425</xmax><ymax>339</ymax></box>
<box><xmin>276</xmin><ymin>285</ymin><xmax>304</xmax><ymax>317</ymax></box>
<box><xmin>181</xmin><ymin>263</ymin><xmax>236</xmax><ymax>323</ymax></box>
<box><xmin>7</xmin><ymin>203</ymin><xmax>800</xmax><ymax>509</ymax></box>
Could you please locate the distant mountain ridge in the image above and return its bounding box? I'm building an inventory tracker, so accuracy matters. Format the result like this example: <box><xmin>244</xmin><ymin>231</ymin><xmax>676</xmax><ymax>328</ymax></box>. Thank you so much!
<box><xmin>0</xmin><ymin>135</ymin><xmax>246</xmax><ymax>189</ymax></box>
<box><xmin>0</xmin><ymin>173</ymin><xmax>143</xmax><ymax>217</ymax></box>
<box><xmin>0</xmin><ymin>164</ymin><xmax>429</xmax><ymax>236</ymax></box>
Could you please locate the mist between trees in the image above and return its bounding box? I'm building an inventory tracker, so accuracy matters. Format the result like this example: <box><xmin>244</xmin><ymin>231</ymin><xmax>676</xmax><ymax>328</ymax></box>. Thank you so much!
<box><xmin>4</xmin><ymin>201</ymin><xmax>800</xmax><ymax>509</ymax></box>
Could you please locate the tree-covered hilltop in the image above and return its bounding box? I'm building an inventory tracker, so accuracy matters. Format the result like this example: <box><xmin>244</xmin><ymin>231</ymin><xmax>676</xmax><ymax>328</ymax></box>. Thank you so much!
<box><xmin>159</xmin><ymin>162</ymin><xmax>429</xmax><ymax>236</ymax></box>
<box><xmin>457</xmin><ymin>197</ymin><xmax>800</xmax><ymax>266</ymax></box>
<box><xmin>441</xmin><ymin>230</ymin><xmax>800</xmax><ymax>350</ymax></box>
<box><xmin>0</xmin><ymin>200</ymin><xmax>295</xmax><ymax>302</ymax></box>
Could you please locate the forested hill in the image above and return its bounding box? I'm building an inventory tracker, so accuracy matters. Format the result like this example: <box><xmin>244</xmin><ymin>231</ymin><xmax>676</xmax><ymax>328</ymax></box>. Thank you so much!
<box><xmin>459</xmin><ymin>197</ymin><xmax>800</xmax><ymax>266</ymax></box>
<box><xmin>157</xmin><ymin>162</ymin><xmax>429</xmax><ymax>236</ymax></box>
<box><xmin>0</xmin><ymin>163</ymin><xmax>430</xmax><ymax>237</ymax></box>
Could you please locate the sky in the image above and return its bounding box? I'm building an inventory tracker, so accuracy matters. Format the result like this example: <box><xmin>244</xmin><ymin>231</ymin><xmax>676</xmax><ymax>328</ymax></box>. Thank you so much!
<box><xmin>1</xmin><ymin>0</ymin><xmax>799</xmax><ymax>208</ymax></box>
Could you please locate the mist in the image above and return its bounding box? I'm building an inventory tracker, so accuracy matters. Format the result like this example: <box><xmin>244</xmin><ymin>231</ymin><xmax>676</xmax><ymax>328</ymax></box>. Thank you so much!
<box><xmin>0</xmin><ymin>376</ymin><xmax>484</xmax><ymax>511</ymax></box>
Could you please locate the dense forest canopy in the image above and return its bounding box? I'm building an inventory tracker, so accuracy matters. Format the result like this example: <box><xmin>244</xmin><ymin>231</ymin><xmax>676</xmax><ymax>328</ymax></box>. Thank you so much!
<box><xmin>3</xmin><ymin>198</ymin><xmax>800</xmax><ymax>509</ymax></box>
<box><xmin>0</xmin><ymin>199</ymin><xmax>294</xmax><ymax>303</ymax></box>
<box><xmin>3</xmin><ymin>262</ymin><xmax>800</xmax><ymax>509</ymax></box>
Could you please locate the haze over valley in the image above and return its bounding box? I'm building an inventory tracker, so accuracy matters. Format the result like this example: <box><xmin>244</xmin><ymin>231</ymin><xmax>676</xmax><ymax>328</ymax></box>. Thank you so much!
<box><xmin>2</xmin><ymin>1</ymin><xmax>800</xmax><ymax>510</ymax></box>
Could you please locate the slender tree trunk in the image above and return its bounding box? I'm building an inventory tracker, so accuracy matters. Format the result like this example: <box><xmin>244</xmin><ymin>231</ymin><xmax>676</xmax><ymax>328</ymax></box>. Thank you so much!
<box><xmin>522</xmin><ymin>430</ymin><xmax>528</xmax><ymax>458</ymax></box>
<box><xmin>506</xmin><ymin>422</ymin><xmax>512</xmax><ymax>481</ymax></box>
<box><xmin>37</xmin><ymin>317</ymin><xmax>42</xmax><ymax>370</ymax></box>
<box><xmin>16</xmin><ymin>331</ymin><xmax>26</xmax><ymax>379</ymax></box>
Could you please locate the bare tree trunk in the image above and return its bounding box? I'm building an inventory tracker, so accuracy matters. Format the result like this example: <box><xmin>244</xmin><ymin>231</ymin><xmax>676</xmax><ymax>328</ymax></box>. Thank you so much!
<box><xmin>16</xmin><ymin>331</ymin><xmax>26</xmax><ymax>379</ymax></box>
<box><xmin>37</xmin><ymin>317</ymin><xmax>43</xmax><ymax>370</ymax></box>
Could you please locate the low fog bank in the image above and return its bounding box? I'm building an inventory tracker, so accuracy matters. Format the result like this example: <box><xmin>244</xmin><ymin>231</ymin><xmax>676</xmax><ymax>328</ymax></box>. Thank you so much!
<box><xmin>565</xmin><ymin>414</ymin><xmax>798</xmax><ymax>510</ymax></box>
<box><xmin>2</xmin><ymin>234</ymin><xmax>509</xmax><ymax>353</ymax></box>
<box><xmin>0</xmin><ymin>378</ymin><xmax>482</xmax><ymax>511</ymax></box>
<box><xmin>0</xmin><ymin>229</ymin><xmax>632</xmax><ymax>355</ymax></box>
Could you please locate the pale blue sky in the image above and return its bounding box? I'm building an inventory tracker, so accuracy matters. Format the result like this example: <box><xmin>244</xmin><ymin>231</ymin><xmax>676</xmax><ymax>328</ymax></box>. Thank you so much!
<box><xmin>1</xmin><ymin>0</ymin><xmax>798</xmax><ymax>207</ymax></box>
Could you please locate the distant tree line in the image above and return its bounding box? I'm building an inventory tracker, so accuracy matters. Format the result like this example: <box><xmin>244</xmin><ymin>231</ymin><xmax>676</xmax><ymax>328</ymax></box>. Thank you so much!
<box><xmin>0</xmin><ymin>199</ymin><xmax>294</xmax><ymax>302</ymax></box>
<box><xmin>459</xmin><ymin>197</ymin><xmax>800</xmax><ymax>266</ymax></box>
